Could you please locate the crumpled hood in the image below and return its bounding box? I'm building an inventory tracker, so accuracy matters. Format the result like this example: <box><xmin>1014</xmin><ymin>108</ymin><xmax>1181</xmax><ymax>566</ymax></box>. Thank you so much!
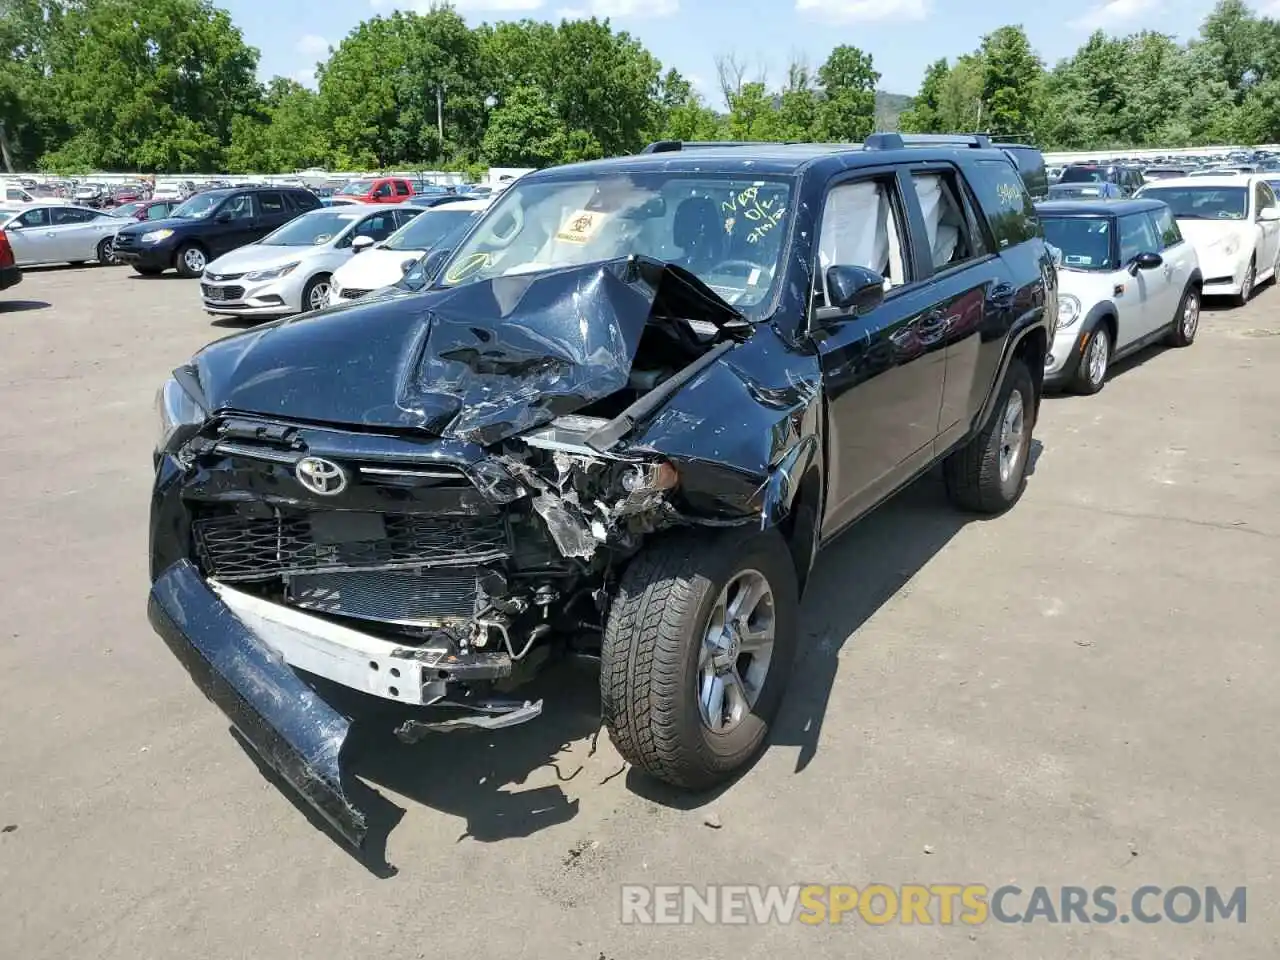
<box><xmin>189</xmin><ymin>256</ymin><xmax>743</xmax><ymax>446</ymax></box>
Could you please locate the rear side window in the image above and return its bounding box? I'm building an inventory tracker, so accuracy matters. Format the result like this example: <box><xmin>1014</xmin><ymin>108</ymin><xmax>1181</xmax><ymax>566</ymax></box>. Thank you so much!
<box><xmin>292</xmin><ymin>190</ymin><xmax>320</xmax><ymax>211</ymax></box>
<box><xmin>258</xmin><ymin>192</ymin><xmax>285</xmax><ymax>215</ymax></box>
<box><xmin>910</xmin><ymin>171</ymin><xmax>981</xmax><ymax>270</ymax></box>
<box><xmin>147</xmin><ymin>203</ymin><xmax>171</xmax><ymax>219</ymax></box>
<box><xmin>53</xmin><ymin>207</ymin><xmax>99</xmax><ymax>224</ymax></box>
<box><xmin>998</xmin><ymin>146</ymin><xmax>1048</xmax><ymax>200</ymax></box>
<box><xmin>967</xmin><ymin>159</ymin><xmax>1039</xmax><ymax>249</ymax></box>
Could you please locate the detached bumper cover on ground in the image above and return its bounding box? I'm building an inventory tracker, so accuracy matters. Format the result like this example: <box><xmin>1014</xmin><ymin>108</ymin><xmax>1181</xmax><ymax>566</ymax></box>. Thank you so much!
<box><xmin>147</xmin><ymin>560</ymin><xmax>367</xmax><ymax>848</ymax></box>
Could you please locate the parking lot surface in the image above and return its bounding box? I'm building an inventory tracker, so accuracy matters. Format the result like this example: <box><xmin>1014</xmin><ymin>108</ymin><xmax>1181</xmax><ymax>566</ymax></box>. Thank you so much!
<box><xmin>2</xmin><ymin>265</ymin><xmax>1278</xmax><ymax>959</ymax></box>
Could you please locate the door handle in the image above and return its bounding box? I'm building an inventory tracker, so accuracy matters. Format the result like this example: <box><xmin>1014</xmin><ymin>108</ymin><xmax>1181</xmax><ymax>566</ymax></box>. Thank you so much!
<box><xmin>916</xmin><ymin>310</ymin><xmax>952</xmax><ymax>344</ymax></box>
<box><xmin>990</xmin><ymin>282</ymin><xmax>1016</xmax><ymax>307</ymax></box>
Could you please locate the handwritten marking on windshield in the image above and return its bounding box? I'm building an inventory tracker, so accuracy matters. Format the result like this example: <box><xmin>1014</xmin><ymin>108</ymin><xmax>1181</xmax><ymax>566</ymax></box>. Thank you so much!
<box><xmin>721</xmin><ymin>186</ymin><xmax>786</xmax><ymax>243</ymax></box>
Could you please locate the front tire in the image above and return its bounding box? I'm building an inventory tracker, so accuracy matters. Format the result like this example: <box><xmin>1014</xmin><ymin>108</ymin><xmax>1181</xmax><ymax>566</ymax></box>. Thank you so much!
<box><xmin>600</xmin><ymin>529</ymin><xmax>799</xmax><ymax>790</ymax></box>
<box><xmin>175</xmin><ymin>243</ymin><xmax>208</xmax><ymax>278</ymax></box>
<box><xmin>301</xmin><ymin>273</ymin><xmax>332</xmax><ymax>313</ymax></box>
<box><xmin>134</xmin><ymin>266</ymin><xmax>164</xmax><ymax>277</ymax></box>
<box><xmin>1166</xmin><ymin>286</ymin><xmax>1200</xmax><ymax>347</ymax></box>
<box><xmin>944</xmin><ymin>358</ymin><xmax>1034</xmax><ymax>514</ymax></box>
<box><xmin>96</xmin><ymin>237</ymin><xmax>118</xmax><ymax>266</ymax></box>
<box><xmin>1071</xmin><ymin>325</ymin><xmax>1110</xmax><ymax>395</ymax></box>
<box><xmin>1234</xmin><ymin>257</ymin><xmax>1256</xmax><ymax>307</ymax></box>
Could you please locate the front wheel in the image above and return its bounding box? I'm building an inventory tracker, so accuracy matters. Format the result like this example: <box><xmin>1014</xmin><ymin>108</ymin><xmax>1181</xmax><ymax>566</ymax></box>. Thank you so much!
<box><xmin>1166</xmin><ymin>286</ymin><xmax>1200</xmax><ymax>347</ymax></box>
<box><xmin>301</xmin><ymin>274</ymin><xmax>332</xmax><ymax>313</ymax></box>
<box><xmin>600</xmin><ymin>529</ymin><xmax>799</xmax><ymax>790</ymax></box>
<box><xmin>1071</xmin><ymin>325</ymin><xmax>1110</xmax><ymax>395</ymax></box>
<box><xmin>96</xmin><ymin>237</ymin><xmax>118</xmax><ymax>266</ymax></box>
<box><xmin>175</xmin><ymin>243</ymin><xmax>208</xmax><ymax>278</ymax></box>
<box><xmin>944</xmin><ymin>358</ymin><xmax>1034</xmax><ymax>514</ymax></box>
<box><xmin>1234</xmin><ymin>257</ymin><xmax>1256</xmax><ymax>307</ymax></box>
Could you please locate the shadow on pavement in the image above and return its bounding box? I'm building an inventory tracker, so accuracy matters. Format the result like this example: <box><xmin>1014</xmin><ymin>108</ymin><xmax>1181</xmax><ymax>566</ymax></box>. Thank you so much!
<box><xmin>0</xmin><ymin>299</ymin><xmax>52</xmax><ymax>313</ymax></box>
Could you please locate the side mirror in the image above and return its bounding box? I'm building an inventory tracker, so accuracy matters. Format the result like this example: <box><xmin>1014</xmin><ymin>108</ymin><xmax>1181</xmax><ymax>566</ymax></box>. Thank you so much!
<box><xmin>401</xmin><ymin>258</ymin><xmax>418</xmax><ymax>274</ymax></box>
<box><xmin>351</xmin><ymin>235</ymin><xmax>375</xmax><ymax>253</ymax></box>
<box><xmin>1259</xmin><ymin>207</ymin><xmax>1280</xmax><ymax>222</ymax></box>
<box><xmin>214</xmin><ymin>209</ymin><xmax>233</xmax><ymax>223</ymax></box>
<box><xmin>1128</xmin><ymin>251</ymin><xmax>1163</xmax><ymax>274</ymax></box>
<box><xmin>825</xmin><ymin>264</ymin><xmax>886</xmax><ymax>315</ymax></box>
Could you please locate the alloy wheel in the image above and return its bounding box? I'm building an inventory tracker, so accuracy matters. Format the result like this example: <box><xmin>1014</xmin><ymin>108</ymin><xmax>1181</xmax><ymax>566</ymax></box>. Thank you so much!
<box><xmin>998</xmin><ymin>389</ymin><xmax>1026</xmax><ymax>484</ymax></box>
<box><xmin>308</xmin><ymin>281</ymin><xmax>331</xmax><ymax>311</ymax></box>
<box><xmin>696</xmin><ymin>569</ymin><xmax>776</xmax><ymax>733</ymax></box>
<box><xmin>1087</xmin><ymin>330</ymin><xmax>1109</xmax><ymax>387</ymax></box>
<box><xmin>1182</xmin><ymin>292</ymin><xmax>1200</xmax><ymax>338</ymax></box>
<box><xmin>184</xmin><ymin>248</ymin><xmax>206</xmax><ymax>274</ymax></box>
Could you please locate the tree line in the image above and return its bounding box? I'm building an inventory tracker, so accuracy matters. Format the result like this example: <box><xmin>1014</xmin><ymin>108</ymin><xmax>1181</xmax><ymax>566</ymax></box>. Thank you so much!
<box><xmin>1</xmin><ymin>0</ymin><xmax>1277</xmax><ymax>176</ymax></box>
<box><xmin>900</xmin><ymin>0</ymin><xmax>1280</xmax><ymax>149</ymax></box>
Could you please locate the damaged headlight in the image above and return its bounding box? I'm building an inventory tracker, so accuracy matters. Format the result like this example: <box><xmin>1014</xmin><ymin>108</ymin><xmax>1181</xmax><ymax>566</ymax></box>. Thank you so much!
<box><xmin>155</xmin><ymin>376</ymin><xmax>207</xmax><ymax>455</ymax></box>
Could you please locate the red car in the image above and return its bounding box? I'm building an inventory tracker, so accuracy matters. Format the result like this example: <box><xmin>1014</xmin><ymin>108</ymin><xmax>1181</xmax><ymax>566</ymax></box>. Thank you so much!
<box><xmin>332</xmin><ymin>176</ymin><xmax>415</xmax><ymax>204</ymax></box>
<box><xmin>110</xmin><ymin>198</ymin><xmax>178</xmax><ymax>222</ymax></box>
<box><xmin>0</xmin><ymin>228</ymin><xmax>21</xmax><ymax>293</ymax></box>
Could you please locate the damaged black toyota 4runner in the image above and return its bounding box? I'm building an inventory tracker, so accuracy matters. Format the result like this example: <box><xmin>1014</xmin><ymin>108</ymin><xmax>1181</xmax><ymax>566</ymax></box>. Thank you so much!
<box><xmin>148</xmin><ymin>134</ymin><xmax>1056</xmax><ymax>848</ymax></box>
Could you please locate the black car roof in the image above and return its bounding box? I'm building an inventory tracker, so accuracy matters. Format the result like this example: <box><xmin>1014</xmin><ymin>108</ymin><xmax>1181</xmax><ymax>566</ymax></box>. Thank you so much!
<box><xmin>1036</xmin><ymin>198</ymin><xmax>1168</xmax><ymax>217</ymax></box>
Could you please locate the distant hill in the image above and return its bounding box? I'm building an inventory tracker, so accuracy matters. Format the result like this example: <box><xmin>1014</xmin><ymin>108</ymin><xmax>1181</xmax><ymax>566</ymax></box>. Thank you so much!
<box><xmin>875</xmin><ymin>91</ymin><xmax>914</xmax><ymax>132</ymax></box>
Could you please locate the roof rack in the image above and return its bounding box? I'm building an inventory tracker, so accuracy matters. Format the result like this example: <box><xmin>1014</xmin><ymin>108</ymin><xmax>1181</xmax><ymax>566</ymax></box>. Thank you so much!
<box><xmin>640</xmin><ymin>140</ymin><xmax>790</xmax><ymax>154</ymax></box>
<box><xmin>863</xmin><ymin>133</ymin><xmax>993</xmax><ymax>150</ymax></box>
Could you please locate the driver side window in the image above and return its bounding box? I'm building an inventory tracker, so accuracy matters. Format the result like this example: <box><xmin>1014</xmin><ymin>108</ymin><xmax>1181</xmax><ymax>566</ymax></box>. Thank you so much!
<box><xmin>815</xmin><ymin>177</ymin><xmax>908</xmax><ymax>308</ymax></box>
<box><xmin>222</xmin><ymin>195</ymin><xmax>254</xmax><ymax>221</ymax></box>
<box><xmin>1118</xmin><ymin>213</ymin><xmax>1160</xmax><ymax>265</ymax></box>
<box><xmin>18</xmin><ymin>207</ymin><xmax>49</xmax><ymax>228</ymax></box>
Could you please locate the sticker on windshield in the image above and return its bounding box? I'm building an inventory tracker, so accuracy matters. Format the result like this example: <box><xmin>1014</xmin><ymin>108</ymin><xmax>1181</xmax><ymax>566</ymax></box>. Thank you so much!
<box><xmin>556</xmin><ymin>209</ymin><xmax>609</xmax><ymax>244</ymax></box>
<box><xmin>444</xmin><ymin>251</ymin><xmax>491</xmax><ymax>284</ymax></box>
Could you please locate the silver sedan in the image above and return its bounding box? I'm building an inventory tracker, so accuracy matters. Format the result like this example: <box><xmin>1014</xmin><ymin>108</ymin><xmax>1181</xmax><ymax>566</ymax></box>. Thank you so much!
<box><xmin>0</xmin><ymin>205</ymin><xmax>123</xmax><ymax>266</ymax></box>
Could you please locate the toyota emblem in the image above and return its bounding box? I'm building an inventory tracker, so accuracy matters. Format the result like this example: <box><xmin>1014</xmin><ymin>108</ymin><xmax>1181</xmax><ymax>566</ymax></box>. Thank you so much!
<box><xmin>295</xmin><ymin>457</ymin><xmax>347</xmax><ymax>496</ymax></box>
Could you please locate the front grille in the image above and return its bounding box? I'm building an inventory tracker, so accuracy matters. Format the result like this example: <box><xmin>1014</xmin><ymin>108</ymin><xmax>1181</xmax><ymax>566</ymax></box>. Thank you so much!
<box><xmin>204</xmin><ymin>271</ymin><xmax>245</xmax><ymax>282</ymax></box>
<box><xmin>202</xmin><ymin>284</ymin><xmax>245</xmax><ymax>301</ymax></box>
<box><xmin>193</xmin><ymin>511</ymin><xmax>509</xmax><ymax>582</ymax></box>
<box><xmin>340</xmin><ymin>288</ymin><xmax>371</xmax><ymax>299</ymax></box>
<box><xmin>286</xmin><ymin>568</ymin><xmax>479</xmax><ymax>626</ymax></box>
<box><xmin>114</xmin><ymin>234</ymin><xmax>137</xmax><ymax>250</ymax></box>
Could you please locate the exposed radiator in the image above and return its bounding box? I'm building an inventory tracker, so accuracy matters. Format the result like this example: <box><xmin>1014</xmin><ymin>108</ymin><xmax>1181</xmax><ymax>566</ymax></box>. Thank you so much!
<box><xmin>286</xmin><ymin>568</ymin><xmax>480</xmax><ymax>627</ymax></box>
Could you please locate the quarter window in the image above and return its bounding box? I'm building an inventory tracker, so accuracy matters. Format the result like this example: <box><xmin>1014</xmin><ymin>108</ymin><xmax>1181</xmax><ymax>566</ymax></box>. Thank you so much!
<box><xmin>394</xmin><ymin>181</ymin><xmax>411</xmax><ymax>197</ymax></box>
<box><xmin>968</xmin><ymin>160</ymin><xmax>1038</xmax><ymax>249</ymax></box>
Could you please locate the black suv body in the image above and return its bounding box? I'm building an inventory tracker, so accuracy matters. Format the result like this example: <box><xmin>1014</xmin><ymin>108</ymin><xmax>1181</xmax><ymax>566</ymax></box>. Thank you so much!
<box><xmin>114</xmin><ymin>186</ymin><xmax>320</xmax><ymax>277</ymax></box>
<box><xmin>147</xmin><ymin>134</ymin><xmax>1055</xmax><ymax>849</ymax></box>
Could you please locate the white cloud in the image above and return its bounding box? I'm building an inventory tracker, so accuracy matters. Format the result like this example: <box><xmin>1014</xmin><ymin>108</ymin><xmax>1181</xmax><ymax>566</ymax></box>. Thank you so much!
<box><xmin>795</xmin><ymin>0</ymin><xmax>926</xmax><ymax>22</ymax></box>
<box><xmin>1068</xmin><ymin>0</ymin><xmax>1161</xmax><ymax>31</ymax></box>
<box><xmin>292</xmin><ymin>68</ymin><xmax>318</xmax><ymax>89</ymax></box>
<box><xmin>296</xmin><ymin>34</ymin><xmax>330</xmax><ymax>56</ymax></box>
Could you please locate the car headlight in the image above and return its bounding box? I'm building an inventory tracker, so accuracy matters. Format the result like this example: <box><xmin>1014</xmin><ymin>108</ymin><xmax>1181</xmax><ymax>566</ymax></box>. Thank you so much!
<box><xmin>141</xmin><ymin>228</ymin><xmax>173</xmax><ymax>243</ymax></box>
<box><xmin>1057</xmin><ymin>293</ymin><xmax>1082</xmax><ymax>329</ymax></box>
<box><xmin>244</xmin><ymin>261</ymin><xmax>300</xmax><ymax>282</ymax></box>
<box><xmin>155</xmin><ymin>375</ymin><xmax>206</xmax><ymax>455</ymax></box>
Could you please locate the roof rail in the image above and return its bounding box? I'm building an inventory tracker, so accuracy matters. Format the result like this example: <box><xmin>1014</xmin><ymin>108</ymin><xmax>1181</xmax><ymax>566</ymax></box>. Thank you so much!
<box><xmin>863</xmin><ymin>132</ymin><xmax>993</xmax><ymax>150</ymax></box>
<box><xmin>640</xmin><ymin>140</ymin><xmax>786</xmax><ymax>154</ymax></box>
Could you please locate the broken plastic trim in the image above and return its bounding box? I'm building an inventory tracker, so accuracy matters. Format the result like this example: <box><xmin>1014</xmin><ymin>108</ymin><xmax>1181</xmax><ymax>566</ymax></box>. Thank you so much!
<box><xmin>148</xmin><ymin>561</ymin><xmax>368</xmax><ymax>850</ymax></box>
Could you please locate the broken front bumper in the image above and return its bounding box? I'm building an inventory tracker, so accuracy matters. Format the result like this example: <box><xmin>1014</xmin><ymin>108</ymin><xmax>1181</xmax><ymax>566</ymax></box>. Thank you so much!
<box><xmin>149</xmin><ymin>561</ymin><xmax>368</xmax><ymax>847</ymax></box>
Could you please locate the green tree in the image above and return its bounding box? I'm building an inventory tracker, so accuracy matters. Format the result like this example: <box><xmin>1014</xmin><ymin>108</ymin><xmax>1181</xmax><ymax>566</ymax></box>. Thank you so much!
<box><xmin>980</xmin><ymin>25</ymin><xmax>1043</xmax><ymax>138</ymax></box>
<box><xmin>936</xmin><ymin>54</ymin><xmax>985</xmax><ymax>132</ymax></box>
<box><xmin>814</xmin><ymin>44</ymin><xmax>879</xmax><ymax>141</ymax></box>
<box><xmin>898</xmin><ymin>57</ymin><xmax>949</xmax><ymax>133</ymax></box>
<box><xmin>481</xmin><ymin>83</ymin><xmax>568</xmax><ymax>166</ymax></box>
<box><xmin>226</xmin><ymin>78</ymin><xmax>330</xmax><ymax>172</ymax></box>
<box><xmin>775</xmin><ymin>60</ymin><xmax>819</xmax><ymax>140</ymax></box>
<box><xmin>656</xmin><ymin>69</ymin><xmax>722</xmax><ymax>141</ymax></box>
<box><xmin>724</xmin><ymin>81</ymin><xmax>781</xmax><ymax>140</ymax></box>
<box><xmin>39</xmin><ymin>0</ymin><xmax>260</xmax><ymax>172</ymax></box>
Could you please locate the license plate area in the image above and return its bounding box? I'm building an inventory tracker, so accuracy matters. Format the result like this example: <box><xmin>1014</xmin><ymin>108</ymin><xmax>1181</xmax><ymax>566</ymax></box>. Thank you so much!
<box><xmin>309</xmin><ymin>512</ymin><xmax>387</xmax><ymax>544</ymax></box>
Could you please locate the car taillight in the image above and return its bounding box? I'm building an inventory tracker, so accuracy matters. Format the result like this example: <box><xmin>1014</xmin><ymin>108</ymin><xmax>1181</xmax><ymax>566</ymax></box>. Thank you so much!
<box><xmin>0</xmin><ymin>230</ymin><xmax>13</xmax><ymax>268</ymax></box>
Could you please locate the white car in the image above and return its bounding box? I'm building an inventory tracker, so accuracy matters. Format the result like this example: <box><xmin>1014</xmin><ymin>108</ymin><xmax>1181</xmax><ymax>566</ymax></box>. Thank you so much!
<box><xmin>0</xmin><ymin>204</ymin><xmax>124</xmax><ymax>266</ymax></box>
<box><xmin>328</xmin><ymin>198</ymin><xmax>489</xmax><ymax>305</ymax></box>
<box><xmin>1039</xmin><ymin>198</ymin><xmax>1201</xmax><ymax>393</ymax></box>
<box><xmin>199</xmin><ymin>204</ymin><xmax>428</xmax><ymax>318</ymax></box>
<box><xmin>1135</xmin><ymin>174</ymin><xmax>1280</xmax><ymax>304</ymax></box>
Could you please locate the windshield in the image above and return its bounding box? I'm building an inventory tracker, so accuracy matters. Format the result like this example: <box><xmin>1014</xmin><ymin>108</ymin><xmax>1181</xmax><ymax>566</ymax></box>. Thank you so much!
<box><xmin>338</xmin><ymin>180</ymin><xmax>376</xmax><ymax>196</ymax></box>
<box><xmin>437</xmin><ymin>172</ymin><xmax>794</xmax><ymax>315</ymax></box>
<box><xmin>1138</xmin><ymin>186</ymin><xmax>1247</xmax><ymax>220</ymax></box>
<box><xmin>1041</xmin><ymin>217</ymin><xmax>1115</xmax><ymax>270</ymax></box>
<box><xmin>1060</xmin><ymin>166</ymin><xmax>1114</xmax><ymax>184</ymax></box>
<box><xmin>384</xmin><ymin>209</ymin><xmax>478</xmax><ymax>252</ymax></box>
<box><xmin>169</xmin><ymin>193</ymin><xmax>223</xmax><ymax>219</ymax></box>
<box><xmin>261</xmin><ymin>210</ymin><xmax>359</xmax><ymax>245</ymax></box>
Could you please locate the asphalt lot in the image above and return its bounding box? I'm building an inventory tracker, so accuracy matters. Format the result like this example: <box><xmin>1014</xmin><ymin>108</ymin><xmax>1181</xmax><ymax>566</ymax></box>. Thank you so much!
<box><xmin>2</xmin><ymin>264</ymin><xmax>1278</xmax><ymax>959</ymax></box>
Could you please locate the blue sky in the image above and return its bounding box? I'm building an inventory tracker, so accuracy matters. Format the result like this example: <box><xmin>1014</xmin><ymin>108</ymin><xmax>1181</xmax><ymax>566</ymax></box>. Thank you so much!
<box><xmin>225</xmin><ymin>0</ymin><xmax>1266</xmax><ymax>104</ymax></box>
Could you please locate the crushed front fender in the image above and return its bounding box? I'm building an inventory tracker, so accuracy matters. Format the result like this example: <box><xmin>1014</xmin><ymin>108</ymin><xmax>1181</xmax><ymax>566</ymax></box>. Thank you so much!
<box><xmin>148</xmin><ymin>560</ymin><xmax>367</xmax><ymax>849</ymax></box>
